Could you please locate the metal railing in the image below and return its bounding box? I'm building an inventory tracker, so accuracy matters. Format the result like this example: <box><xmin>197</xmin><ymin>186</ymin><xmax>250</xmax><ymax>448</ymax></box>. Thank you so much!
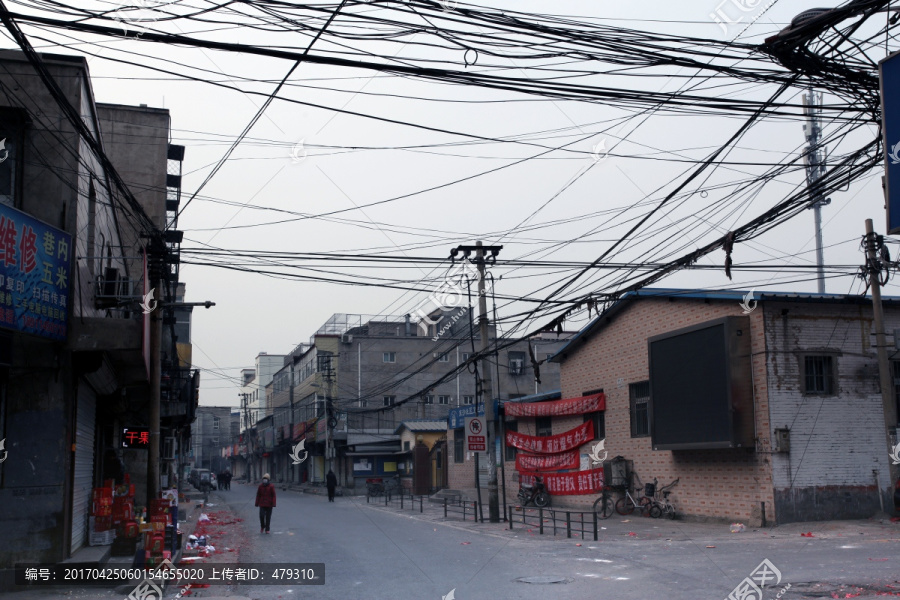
<box><xmin>507</xmin><ymin>505</ymin><xmax>599</xmax><ymax>541</ymax></box>
<box><xmin>443</xmin><ymin>497</ymin><xmax>478</xmax><ymax>522</ymax></box>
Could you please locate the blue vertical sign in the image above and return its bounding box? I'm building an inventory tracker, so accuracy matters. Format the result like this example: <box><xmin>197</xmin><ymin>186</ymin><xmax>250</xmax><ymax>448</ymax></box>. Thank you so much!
<box><xmin>880</xmin><ymin>51</ymin><xmax>900</xmax><ymax>234</ymax></box>
<box><xmin>0</xmin><ymin>203</ymin><xmax>71</xmax><ymax>341</ymax></box>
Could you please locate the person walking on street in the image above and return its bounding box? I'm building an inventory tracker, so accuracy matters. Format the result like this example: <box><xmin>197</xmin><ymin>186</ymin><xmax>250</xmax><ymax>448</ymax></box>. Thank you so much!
<box><xmin>255</xmin><ymin>473</ymin><xmax>276</xmax><ymax>533</ymax></box>
<box><xmin>224</xmin><ymin>470</ymin><xmax>232</xmax><ymax>490</ymax></box>
<box><xmin>326</xmin><ymin>469</ymin><xmax>337</xmax><ymax>502</ymax></box>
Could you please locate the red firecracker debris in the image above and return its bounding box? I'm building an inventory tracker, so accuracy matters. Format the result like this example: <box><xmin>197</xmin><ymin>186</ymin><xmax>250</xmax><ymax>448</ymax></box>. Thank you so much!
<box><xmin>801</xmin><ymin>532</ymin><xmax>814</xmax><ymax>537</ymax></box>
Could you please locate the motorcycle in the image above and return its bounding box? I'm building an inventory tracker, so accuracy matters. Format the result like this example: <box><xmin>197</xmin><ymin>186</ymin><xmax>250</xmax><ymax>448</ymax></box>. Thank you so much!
<box><xmin>517</xmin><ymin>476</ymin><xmax>550</xmax><ymax>508</ymax></box>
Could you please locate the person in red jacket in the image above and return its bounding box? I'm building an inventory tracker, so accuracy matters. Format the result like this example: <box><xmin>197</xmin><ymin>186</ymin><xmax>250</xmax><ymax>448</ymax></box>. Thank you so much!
<box><xmin>255</xmin><ymin>473</ymin><xmax>276</xmax><ymax>533</ymax></box>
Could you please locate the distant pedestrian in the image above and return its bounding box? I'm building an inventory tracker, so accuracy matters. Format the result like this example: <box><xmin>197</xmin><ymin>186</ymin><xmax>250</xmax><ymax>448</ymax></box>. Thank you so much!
<box><xmin>326</xmin><ymin>469</ymin><xmax>337</xmax><ymax>502</ymax></box>
<box><xmin>255</xmin><ymin>473</ymin><xmax>276</xmax><ymax>533</ymax></box>
<box><xmin>224</xmin><ymin>470</ymin><xmax>232</xmax><ymax>490</ymax></box>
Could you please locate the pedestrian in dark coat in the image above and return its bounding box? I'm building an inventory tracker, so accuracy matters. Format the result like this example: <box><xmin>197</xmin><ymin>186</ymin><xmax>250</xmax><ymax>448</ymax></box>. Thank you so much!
<box><xmin>255</xmin><ymin>473</ymin><xmax>276</xmax><ymax>533</ymax></box>
<box><xmin>224</xmin><ymin>470</ymin><xmax>232</xmax><ymax>490</ymax></box>
<box><xmin>326</xmin><ymin>469</ymin><xmax>337</xmax><ymax>502</ymax></box>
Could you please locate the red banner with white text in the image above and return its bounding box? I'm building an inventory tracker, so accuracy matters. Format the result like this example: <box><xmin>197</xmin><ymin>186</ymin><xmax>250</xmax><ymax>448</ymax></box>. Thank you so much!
<box><xmin>504</xmin><ymin>393</ymin><xmax>605</xmax><ymax>417</ymax></box>
<box><xmin>515</xmin><ymin>450</ymin><xmax>579</xmax><ymax>472</ymax></box>
<box><xmin>519</xmin><ymin>468</ymin><xmax>605</xmax><ymax>496</ymax></box>
<box><xmin>506</xmin><ymin>421</ymin><xmax>593</xmax><ymax>454</ymax></box>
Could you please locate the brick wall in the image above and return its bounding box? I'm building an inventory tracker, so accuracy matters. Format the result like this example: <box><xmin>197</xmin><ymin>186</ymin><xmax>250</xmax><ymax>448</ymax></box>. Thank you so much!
<box><xmin>556</xmin><ymin>297</ymin><xmax>774</xmax><ymax>523</ymax></box>
<box><xmin>764</xmin><ymin>301</ymin><xmax>900</xmax><ymax>522</ymax></box>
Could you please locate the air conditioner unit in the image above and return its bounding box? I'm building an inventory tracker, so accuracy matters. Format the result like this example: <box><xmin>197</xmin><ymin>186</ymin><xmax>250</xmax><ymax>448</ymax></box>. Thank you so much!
<box><xmin>162</xmin><ymin>437</ymin><xmax>176</xmax><ymax>461</ymax></box>
<box><xmin>341</xmin><ymin>334</ymin><xmax>353</xmax><ymax>343</ymax></box>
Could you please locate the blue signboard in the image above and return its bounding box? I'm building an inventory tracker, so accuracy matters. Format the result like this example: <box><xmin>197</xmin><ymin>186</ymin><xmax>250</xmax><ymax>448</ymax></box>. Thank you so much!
<box><xmin>0</xmin><ymin>203</ymin><xmax>71</xmax><ymax>341</ymax></box>
<box><xmin>880</xmin><ymin>51</ymin><xmax>900</xmax><ymax>234</ymax></box>
<box><xmin>448</xmin><ymin>404</ymin><xmax>484</xmax><ymax>429</ymax></box>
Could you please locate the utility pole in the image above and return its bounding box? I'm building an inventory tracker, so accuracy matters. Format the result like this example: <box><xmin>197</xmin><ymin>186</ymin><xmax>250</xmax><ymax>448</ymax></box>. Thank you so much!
<box><xmin>803</xmin><ymin>88</ymin><xmax>831</xmax><ymax>293</ymax></box>
<box><xmin>148</xmin><ymin>281</ymin><xmax>162</xmax><ymax>504</ymax></box>
<box><xmin>864</xmin><ymin>219</ymin><xmax>900</xmax><ymax>512</ymax></box>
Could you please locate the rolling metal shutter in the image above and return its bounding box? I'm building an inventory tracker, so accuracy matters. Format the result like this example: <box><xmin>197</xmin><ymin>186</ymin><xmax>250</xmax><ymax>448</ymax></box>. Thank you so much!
<box><xmin>70</xmin><ymin>383</ymin><xmax>96</xmax><ymax>553</ymax></box>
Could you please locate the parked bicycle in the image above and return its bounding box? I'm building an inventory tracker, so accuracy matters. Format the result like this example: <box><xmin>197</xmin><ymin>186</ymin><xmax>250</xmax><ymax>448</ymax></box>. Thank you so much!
<box><xmin>384</xmin><ymin>475</ymin><xmax>402</xmax><ymax>495</ymax></box>
<box><xmin>615</xmin><ymin>481</ymin><xmax>655</xmax><ymax>516</ymax></box>
<box><xmin>592</xmin><ymin>488</ymin><xmax>615</xmax><ymax>520</ymax></box>
<box><xmin>648</xmin><ymin>478</ymin><xmax>679</xmax><ymax>519</ymax></box>
<box><xmin>517</xmin><ymin>476</ymin><xmax>551</xmax><ymax>508</ymax></box>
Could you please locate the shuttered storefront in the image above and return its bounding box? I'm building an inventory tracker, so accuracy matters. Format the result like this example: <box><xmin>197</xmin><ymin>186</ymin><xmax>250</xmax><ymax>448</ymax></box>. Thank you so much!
<box><xmin>70</xmin><ymin>382</ymin><xmax>96</xmax><ymax>554</ymax></box>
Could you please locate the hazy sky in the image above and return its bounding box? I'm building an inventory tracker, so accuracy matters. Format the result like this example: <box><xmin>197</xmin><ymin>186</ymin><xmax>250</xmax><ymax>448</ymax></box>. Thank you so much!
<box><xmin>13</xmin><ymin>1</ymin><xmax>893</xmax><ymax>408</ymax></box>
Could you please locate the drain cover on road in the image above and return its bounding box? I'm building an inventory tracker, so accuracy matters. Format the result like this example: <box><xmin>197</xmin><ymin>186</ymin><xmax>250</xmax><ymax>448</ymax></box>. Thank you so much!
<box><xmin>515</xmin><ymin>576</ymin><xmax>570</xmax><ymax>584</ymax></box>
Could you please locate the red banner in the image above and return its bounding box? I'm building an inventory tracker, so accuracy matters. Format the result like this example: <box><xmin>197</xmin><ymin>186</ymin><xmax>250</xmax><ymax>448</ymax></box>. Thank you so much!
<box><xmin>504</xmin><ymin>393</ymin><xmax>605</xmax><ymax>417</ymax></box>
<box><xmin>516</xmin><ymin>450</ymin><xmax>579</xmax><ymax>472</ymax></box>
<box><xmin>520</xmin><ymin>468</ymin><xmax>605</xmax><ymax>496</ymax></box>
<box><xmin>506</xmin><ymin>421</ymin><xmax>593</xmax><ymax>454</ymax></box>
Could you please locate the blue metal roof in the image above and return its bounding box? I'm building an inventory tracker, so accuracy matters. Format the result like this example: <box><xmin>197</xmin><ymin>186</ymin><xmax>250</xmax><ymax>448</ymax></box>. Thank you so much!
<box><xmin>550</xmin><ymin>287</ymin><xmax>900</xmax><ymax>363</ymax></box>
<box><xmin>501</xmin><ymin>390</ymin><xmax>561</xmax><ymax>405</ymax></box>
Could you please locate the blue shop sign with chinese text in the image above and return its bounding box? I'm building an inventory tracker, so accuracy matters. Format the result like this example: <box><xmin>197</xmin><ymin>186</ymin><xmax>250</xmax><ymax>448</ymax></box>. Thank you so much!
<box><xmin>448</xmin><ymin>404</ymin><xmax>485</xmax><ymax>429</ymax></box>
<box><xmin>0</xmin><ymin>204</ymin><xmax>71</xmax><ymax>341</ymax></box>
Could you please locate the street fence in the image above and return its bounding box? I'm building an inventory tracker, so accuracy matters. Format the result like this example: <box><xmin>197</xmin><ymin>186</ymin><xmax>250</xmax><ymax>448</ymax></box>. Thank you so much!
<box><xmin>508</xmin><ymin>505</ymin><xmax>599</xmax><ymax>541</ymax></box>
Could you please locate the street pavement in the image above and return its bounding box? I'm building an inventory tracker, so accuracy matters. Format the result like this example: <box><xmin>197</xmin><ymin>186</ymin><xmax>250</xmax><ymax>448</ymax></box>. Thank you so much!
<box><xmin>3</xmin><ymin>482</ymin><xmax>899</xmax><ymax>600</ymax></box>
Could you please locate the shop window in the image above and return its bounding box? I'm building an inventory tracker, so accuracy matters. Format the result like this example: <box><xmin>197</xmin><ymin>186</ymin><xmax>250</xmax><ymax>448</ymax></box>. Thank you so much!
<box><xmin>630</xmin><ymin>381</ymin><xmax>650</xmax><ymax>438</ymax></box>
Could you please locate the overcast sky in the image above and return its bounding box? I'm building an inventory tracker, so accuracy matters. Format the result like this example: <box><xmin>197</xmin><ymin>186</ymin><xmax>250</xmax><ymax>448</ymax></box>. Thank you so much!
<box><xmin>11</xmin><ymin>0</ymin><xmax>893</xmax><ymax>408</ymax></box>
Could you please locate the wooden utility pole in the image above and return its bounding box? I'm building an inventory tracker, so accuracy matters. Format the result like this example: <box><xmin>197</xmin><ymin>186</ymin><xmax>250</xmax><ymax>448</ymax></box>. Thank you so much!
<box><xmin>864</xmin><ymin>219</ymin><xmax>899</xmax><ymax>513</ymax></box>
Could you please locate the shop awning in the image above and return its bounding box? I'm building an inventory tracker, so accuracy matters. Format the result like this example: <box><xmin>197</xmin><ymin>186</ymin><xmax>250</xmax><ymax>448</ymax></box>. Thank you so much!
<box><xmin>504</xmin><ymin>392</ymin><xmax>605</xmax><ymax>417</ymax></box>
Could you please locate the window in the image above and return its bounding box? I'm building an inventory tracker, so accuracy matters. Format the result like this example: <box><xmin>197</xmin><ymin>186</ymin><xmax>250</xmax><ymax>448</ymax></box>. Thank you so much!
<box><xmin>383</xmin><ymin>352</ymin><xmax>396</xmax><ymax>363</ymax></box>
<box><xmin>504</xmin><ymin>421</ymin><xmax>517</xmax><ymax>461</ymax></box>
<box><xmin>213</xmin><ymin>417</ymin><xmax>220</xmax><ymax>430</ymax></box>
<box><xmin>212</xmin><ymin>437</ymin><xmax>219</xmax><ymax>445</ymax></box>
<box><xmin>438</xmin><ymin>353</ymin><xmax>449</xmax><ymax>362</ymax></box>
<box><xmin>383</xmin><ymin>396</ymin><xmax>396</xmax><ymax>407</ymax></box>
<box><xmin>893</xmin><ymin>361</ymin><xmax>900</xmax><ymax>425</ymax></box>
<box><xmin>583</xmin><ymin>389</ymin><xmax>604</xmax><ymax>439</ymax></box>
<box><xmin>536</xmin><ymin>416</ymin><xmax>552</xmax><ymax>437</ymax></box>
<box><xmin>629</xmin><ymin>381</ymin><xmax>650</xmax><ymax>437</ymax></box>
<box><xmin>454</xmin><ymin>430</ymin><xmax>464</xmax><ymax>463</ymax></box>
<box><xmin>424</xmin><ymin>395</ymin><xmax>434</xmax><ymax>405</ymax></box>
<box><xmin>359</xmin><ymin>400</ymin><xmax>368</xmax><ymax>408</ymax></box>
<box><xmin>462</xmin><ymin>352</ymin><xmax>471</xmax><ymax>362</ymax></box>
<box><xmin>803</xmin><ymin>355</ymin><xmax>835</xmax><ymax>395</ymax></box>
<box><xmin>87</xmin><ymin>180</ymin><xmax>97</xmax><ymax>275</ymax></box>
<box><xmin>438</xmin><ymin>395</ymin><xmax>450</xmax><ymax>405</ymax></box>
<box><xmin>508</xmin><ymin>351</ymin><xmax>526</xmax><ymax>376</ymax></box>
<box><xmin>462</xmin><ymin>395</ymin><xmax>474</xmax><ymax>405</ymax></box>
<box><xmin>404</xmin><ymin>441</ymin><xmax>410</xmax><ymax>452</ymax></box>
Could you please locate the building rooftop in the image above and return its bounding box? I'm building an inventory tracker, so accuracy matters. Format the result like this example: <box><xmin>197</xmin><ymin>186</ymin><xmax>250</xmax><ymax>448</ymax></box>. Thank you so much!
<box><xmin>551</xmin><ymin>287</ymin><xmax>900</xmax><ymax>362</ymax></box>
<box><xmin>393</xmin><ymin>419</ymin><xmax>450</xmax><ymax>434</ymax></box>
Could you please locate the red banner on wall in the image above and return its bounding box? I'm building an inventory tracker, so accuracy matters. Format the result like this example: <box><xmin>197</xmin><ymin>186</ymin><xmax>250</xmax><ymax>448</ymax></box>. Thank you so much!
<box><xmin>520</xmin><ymin>468</ymin><xmax>605</xmax><ymax>496</ymax></box>
<box><xmin>515</xmin><ymin>450</ymin><xmax>579</xmax><ymax>472</ymax></box>
<box><xmin>506</xmin><ymin>421</ymin><xmax>593</xmax><ymax>454</ymax></box>
<box><xmin>504</xmin><ymin>393</ymin><xmax>605</xmax><ymax>417</ymax></box>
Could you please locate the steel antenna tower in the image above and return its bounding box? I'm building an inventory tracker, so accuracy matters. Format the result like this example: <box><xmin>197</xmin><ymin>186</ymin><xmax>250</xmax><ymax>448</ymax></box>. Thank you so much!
<box><xmin>802</xmin><ymin>88</ymin><xmax>831</xmax><ymax>293</ymax></box>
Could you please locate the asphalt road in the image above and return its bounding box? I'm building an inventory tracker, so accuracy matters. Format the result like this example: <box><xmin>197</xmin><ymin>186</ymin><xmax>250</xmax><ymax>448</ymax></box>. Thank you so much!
<box><xmin>215</xmin><ymin>484</ymin><xmax>900</xmax><ymax>600</ymax></box>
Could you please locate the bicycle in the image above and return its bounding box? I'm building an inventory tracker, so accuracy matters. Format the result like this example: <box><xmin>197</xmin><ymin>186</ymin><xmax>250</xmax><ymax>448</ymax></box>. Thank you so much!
<box><xmin>615</xmin><ymin>482</ymin><xmax>655</xmax><ymax>516</ymax></box>
<box><xmin>649</xmin><ymin>478</ymin><xmax>679</xmax><ymax>519</ymax></box>
<box><xmin>592</xmin><ymin>487</ymin><xmax>615</xmax><ymax>520</ymax></box>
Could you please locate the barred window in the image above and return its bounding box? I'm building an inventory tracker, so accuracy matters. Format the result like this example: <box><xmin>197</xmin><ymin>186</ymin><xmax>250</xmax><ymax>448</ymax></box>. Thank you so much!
<box><xmin>629</xmin><ymin>381</ymin><xmax>650</xmax><ymax>438</ymax></box>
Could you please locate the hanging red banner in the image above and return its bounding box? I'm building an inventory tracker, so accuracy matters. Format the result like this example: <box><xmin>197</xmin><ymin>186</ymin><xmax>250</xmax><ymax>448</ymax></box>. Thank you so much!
<box><xmin>519</xmin><ymin>468</ymin><xmax>605</xmax><ymax>496</ymax></box>
<box><xmin>515</xmin><ymin>450</ymin><xmax>579</xmax><ymax>472</ymax></box>
<box><xmin>506</xmin><ymin>420</ymin><xmax>593</xmax><ymax>454</ymax></box>
<box><xmin>504</xmin><ymin>393</ymin><xmax>605</xmax><ymax>417</ymax></box>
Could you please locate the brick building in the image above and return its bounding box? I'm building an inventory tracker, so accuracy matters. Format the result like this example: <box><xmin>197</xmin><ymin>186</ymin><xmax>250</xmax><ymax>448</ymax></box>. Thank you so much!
<box><xmin>518</xmin><ymin>288</ymin><xmax>900</xmax><ymax>524</ymax></box>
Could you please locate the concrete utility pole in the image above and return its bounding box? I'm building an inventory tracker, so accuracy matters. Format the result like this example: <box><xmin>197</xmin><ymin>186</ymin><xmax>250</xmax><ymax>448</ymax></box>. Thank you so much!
<box><xmin>864</xmin><ymin>219</ymin><xmax>900</xmax><ymax>511</ymax></box>
<box><xmin>803</xmin><ymin>89</ymin><xmax>831</xmax><ymax>294</ymax></box>
<box><xmin>475</xmin><ymin>242</ymin><xmax>501</xmax><ymax>522</ymax></box>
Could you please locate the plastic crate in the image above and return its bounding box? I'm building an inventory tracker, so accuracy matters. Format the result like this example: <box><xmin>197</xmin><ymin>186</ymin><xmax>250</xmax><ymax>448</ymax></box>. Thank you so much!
<box><xmin>88</xmin><ymin>529</ymin><xmax>116</xmax><ymax>546</ymax></box>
